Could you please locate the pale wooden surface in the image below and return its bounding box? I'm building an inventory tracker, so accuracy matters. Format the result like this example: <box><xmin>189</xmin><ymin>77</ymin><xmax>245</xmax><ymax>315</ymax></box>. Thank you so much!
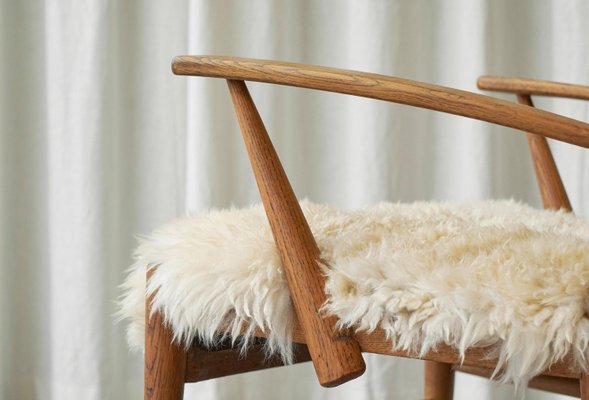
<box><xmin>172</xmin><ymin>56</ymin><xmax>589</xmax><ymax>148</ymax></box>
<box><xmin>478</xmin><ymin>76</ymin><xmax>589</xmax><ymax>100</ymax></box>
<box><xmin>145</xmin><ymin>268</ymin><xmax>187</xmax><ymax>400</ymax></box>
<box><xmin>226</xmin><ymin>79</ymin><xmax>365</xmax><ymax>387</ymax></box>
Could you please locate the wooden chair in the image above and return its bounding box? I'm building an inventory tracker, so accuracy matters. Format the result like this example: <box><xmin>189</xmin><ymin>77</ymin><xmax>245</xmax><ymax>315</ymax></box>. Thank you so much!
<box><xmin>433</xmin><ymin>76</ymin><xmax>589</xmax><ymax>399</ymax></box>
<box><xmin>143</xmin><ymin>56</ymin><xmax>589</xmax><ymax>399</ymax></box>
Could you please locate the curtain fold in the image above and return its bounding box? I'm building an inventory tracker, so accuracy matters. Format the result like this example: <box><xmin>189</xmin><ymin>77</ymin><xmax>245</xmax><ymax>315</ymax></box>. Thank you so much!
<box><xmin>1</xmin><ymin>1</ymin><xmax>588</xmax><ymax>399</ymax></box>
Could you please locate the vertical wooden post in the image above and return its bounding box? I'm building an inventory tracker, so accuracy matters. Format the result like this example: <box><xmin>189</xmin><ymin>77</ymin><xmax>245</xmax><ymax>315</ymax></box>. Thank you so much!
<box><xmin>517</xmin><ymin>94</ymin><xmax>572</xmax><ymax>212</ymax></box>
<box><xmin>226</xmin><ymin>79</ymin><xmax>365</xmax><ymax>387</ymax></box>
<box><xmin>145</xmin><ymin>268</ymin><xmax>187</xmax><ymax>400</ymax></box>
<box><xmin>518</xmin><ymin>94</ymin><xmax>578</xmax><ymax>400</ymax></box>
<box><xmin>424</xmin><ymin>361</ymin><xmax>454</xmax><ymax>400</ymax></box>
<box><xmin>580</xmin><ymin>374</ymin><xmax>589</xmax><ymax>400</ymax></box>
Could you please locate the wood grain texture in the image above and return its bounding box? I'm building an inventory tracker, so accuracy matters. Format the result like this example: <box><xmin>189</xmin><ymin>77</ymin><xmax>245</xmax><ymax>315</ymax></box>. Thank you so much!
<box><xmin>185</xmin><ymin>341</ymin><xmax>311</xmax><ymax>383</ymax></box>
<box><xmin>246</xmin><ymin>320</ymin><xmax>581</xmax><ymax>380</ymax></box>
<box><xmin>424</xmin><ymin>361</ymin><xmax>454</xmax><ymax>400</ymax></box>
<box><xmin>517</xmin><ymin>94</ymin><xmax>572</xmax><ymax>211</ymax></box>
<box><xmin>470</xmin><ymin>83</ymin><xmax>577</xmax><ymax>396</ymax></box>
<box><xmin>145</xmin><ymin>268</ymin><xmax>187</xmax><ymax>400</ymax></box>
<box><xmin>226</xmin><ymin>79</ymin><xmax>365</xmax><ymax>387</ymax></box>
<box><xmin>581</xmin><ymin>374</ymin><xmax>589</xmax><ymax>399</ymax></box>
<box><xmin>478</xmin><ymin>76</ymin><xmax>589</xmax><ymax>100</ymax></box>
<box><xmin>172</xmin><ymin>56</ymin><xmax>589</xmax><ymax>149</ymax></box>
<box><xmin>454</xmin><ymin>365</ymin><xmax>580</xmax><ymax>397</ymax></box>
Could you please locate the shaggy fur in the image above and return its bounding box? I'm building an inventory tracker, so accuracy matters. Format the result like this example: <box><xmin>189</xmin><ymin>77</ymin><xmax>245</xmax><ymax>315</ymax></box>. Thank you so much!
<box><xmin>118</xmin><ymin>200</ymin><xmax>589</xmax><ymax>389</ymax></box>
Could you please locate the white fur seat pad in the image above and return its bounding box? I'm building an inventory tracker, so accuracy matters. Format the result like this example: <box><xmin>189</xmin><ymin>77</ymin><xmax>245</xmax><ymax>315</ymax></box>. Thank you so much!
<box><xmin>118</xmin><ymin>200</ymin><xmax>589</xmax><ymax>385</ymax></box>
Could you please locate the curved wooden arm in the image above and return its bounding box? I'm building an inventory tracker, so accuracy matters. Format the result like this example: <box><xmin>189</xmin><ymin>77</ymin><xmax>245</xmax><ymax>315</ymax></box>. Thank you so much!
<box><xmin>172</xmin><ymin>56</ymin><xmax>589</xmax><ymax>148</ymax></box>
<box><xmin>478</xmin><ymin>76</ymin><xmax>589</xmax><ymax>100</ymax></box>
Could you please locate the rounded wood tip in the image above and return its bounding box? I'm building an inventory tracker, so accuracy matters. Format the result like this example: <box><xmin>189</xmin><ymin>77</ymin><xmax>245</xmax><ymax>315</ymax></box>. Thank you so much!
<box><xmin>476</xmin><ymin>75</ymin><xmax>493</xmax><ymax>90</ymax></box>
<box><xmin>171</xmin><ymin>56</ymin><xmax>184</xmax><ymax>75</ymax></box>
<box><xmin>477</xmin><ymin>75</ymin><xmax>589</xmax><ymax>101</ymax></box>
<box><xmin>319</xmin><ymin>362</ymin><xmax>366</xmax><ymax>387</ymax></box>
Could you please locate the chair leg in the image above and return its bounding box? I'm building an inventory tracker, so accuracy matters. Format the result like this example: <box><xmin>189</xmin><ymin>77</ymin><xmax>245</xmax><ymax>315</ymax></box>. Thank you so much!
<box><xmin>145</xmin><ymin>269</ymin><xmax>187</xmax><ymax>400</ymax></box>
<box><xmin>424</xmin><ymin>361</ymin><xmax>454</xmax><ymax>400</ymax></box>
<box><xmin>580</xmin><ymin>374</ymin><xmax>589</xmax><ymax>399</ymax></box>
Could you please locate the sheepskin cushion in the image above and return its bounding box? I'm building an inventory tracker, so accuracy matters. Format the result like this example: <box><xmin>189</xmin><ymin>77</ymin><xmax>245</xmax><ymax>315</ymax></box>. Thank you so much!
<box><xmin>118</xmin><ymin>200</ymin><xmax>589</xmax><ymax>387</ymax></box>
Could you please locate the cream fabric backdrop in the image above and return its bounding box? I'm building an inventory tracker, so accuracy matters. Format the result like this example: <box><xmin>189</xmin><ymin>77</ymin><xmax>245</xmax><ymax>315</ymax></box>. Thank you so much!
<box><xmin>1</xmin><ymin>0</ymin><xmax>589</xmax><ymax>399</ymax></box>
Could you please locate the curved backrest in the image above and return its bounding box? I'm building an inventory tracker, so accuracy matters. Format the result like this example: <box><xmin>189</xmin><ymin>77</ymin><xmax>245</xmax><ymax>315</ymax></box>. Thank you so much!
<box><xmin>478</xmin><ymin>76</ymin><xmax>589</xmax><ymax>212</ymax></box>
<box><xmin>173</xmin><ymin>56</ymin><xmax>589</xmax><ymax>149</ymax></box>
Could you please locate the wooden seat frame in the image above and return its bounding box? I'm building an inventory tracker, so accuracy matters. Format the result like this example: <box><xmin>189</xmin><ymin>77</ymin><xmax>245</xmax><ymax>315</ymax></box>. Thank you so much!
<box><xmin>144</xmin><ymin>56</ymin><xmax>589</xmax><ymax>399</ymax></box>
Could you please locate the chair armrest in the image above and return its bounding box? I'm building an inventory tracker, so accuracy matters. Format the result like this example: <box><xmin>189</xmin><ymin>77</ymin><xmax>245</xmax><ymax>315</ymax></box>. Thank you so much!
<box><xmin>477</xmin><ymin>76</ymin><xmax>589</xmax><ymax>100</ymax></box>
<box><xmin>172</xmin><ymin>55</ymin><xmax>589</xmax><ymax>149</ymax></box>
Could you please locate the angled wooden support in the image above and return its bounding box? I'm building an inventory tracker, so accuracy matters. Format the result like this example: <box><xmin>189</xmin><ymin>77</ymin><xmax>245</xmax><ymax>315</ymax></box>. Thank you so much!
<box><xmin>145</xmin><ymin>268</ymin><xmax>187</xmax><ymax>400</ymax></box>
<box><xmin>477</xmin><ymin>76</ymin><xmax>576</xmax><ymax>212</ymax></box>
<box><xmin>516</xmin><ymin>94</ymin><xmax>572</xmax><ymax>212</ymax></box>
<box><xmin>226</xmin><ymin>79</ymin><xmax>366</xmax><ymax>387</ymax></box>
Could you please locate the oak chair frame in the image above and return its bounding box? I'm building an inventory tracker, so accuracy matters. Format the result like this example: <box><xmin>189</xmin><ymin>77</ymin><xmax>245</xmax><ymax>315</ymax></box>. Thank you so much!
<box><xmin>144</xmin><ymin>56</ymin><xmax>589</xmax><ymax>399</ymax></box>
<box><xmin>438</xmin><ymin>75</ymin><xmax>589</xmax><ymax>399</ymax></box>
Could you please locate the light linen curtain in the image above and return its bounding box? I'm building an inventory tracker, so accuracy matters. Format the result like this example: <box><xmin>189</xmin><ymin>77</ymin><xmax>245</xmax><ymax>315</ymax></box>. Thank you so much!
<box><xmin>1</xmin><ymin>1</ymin><xmax>588</xmax><ymax>399</ymax></box>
